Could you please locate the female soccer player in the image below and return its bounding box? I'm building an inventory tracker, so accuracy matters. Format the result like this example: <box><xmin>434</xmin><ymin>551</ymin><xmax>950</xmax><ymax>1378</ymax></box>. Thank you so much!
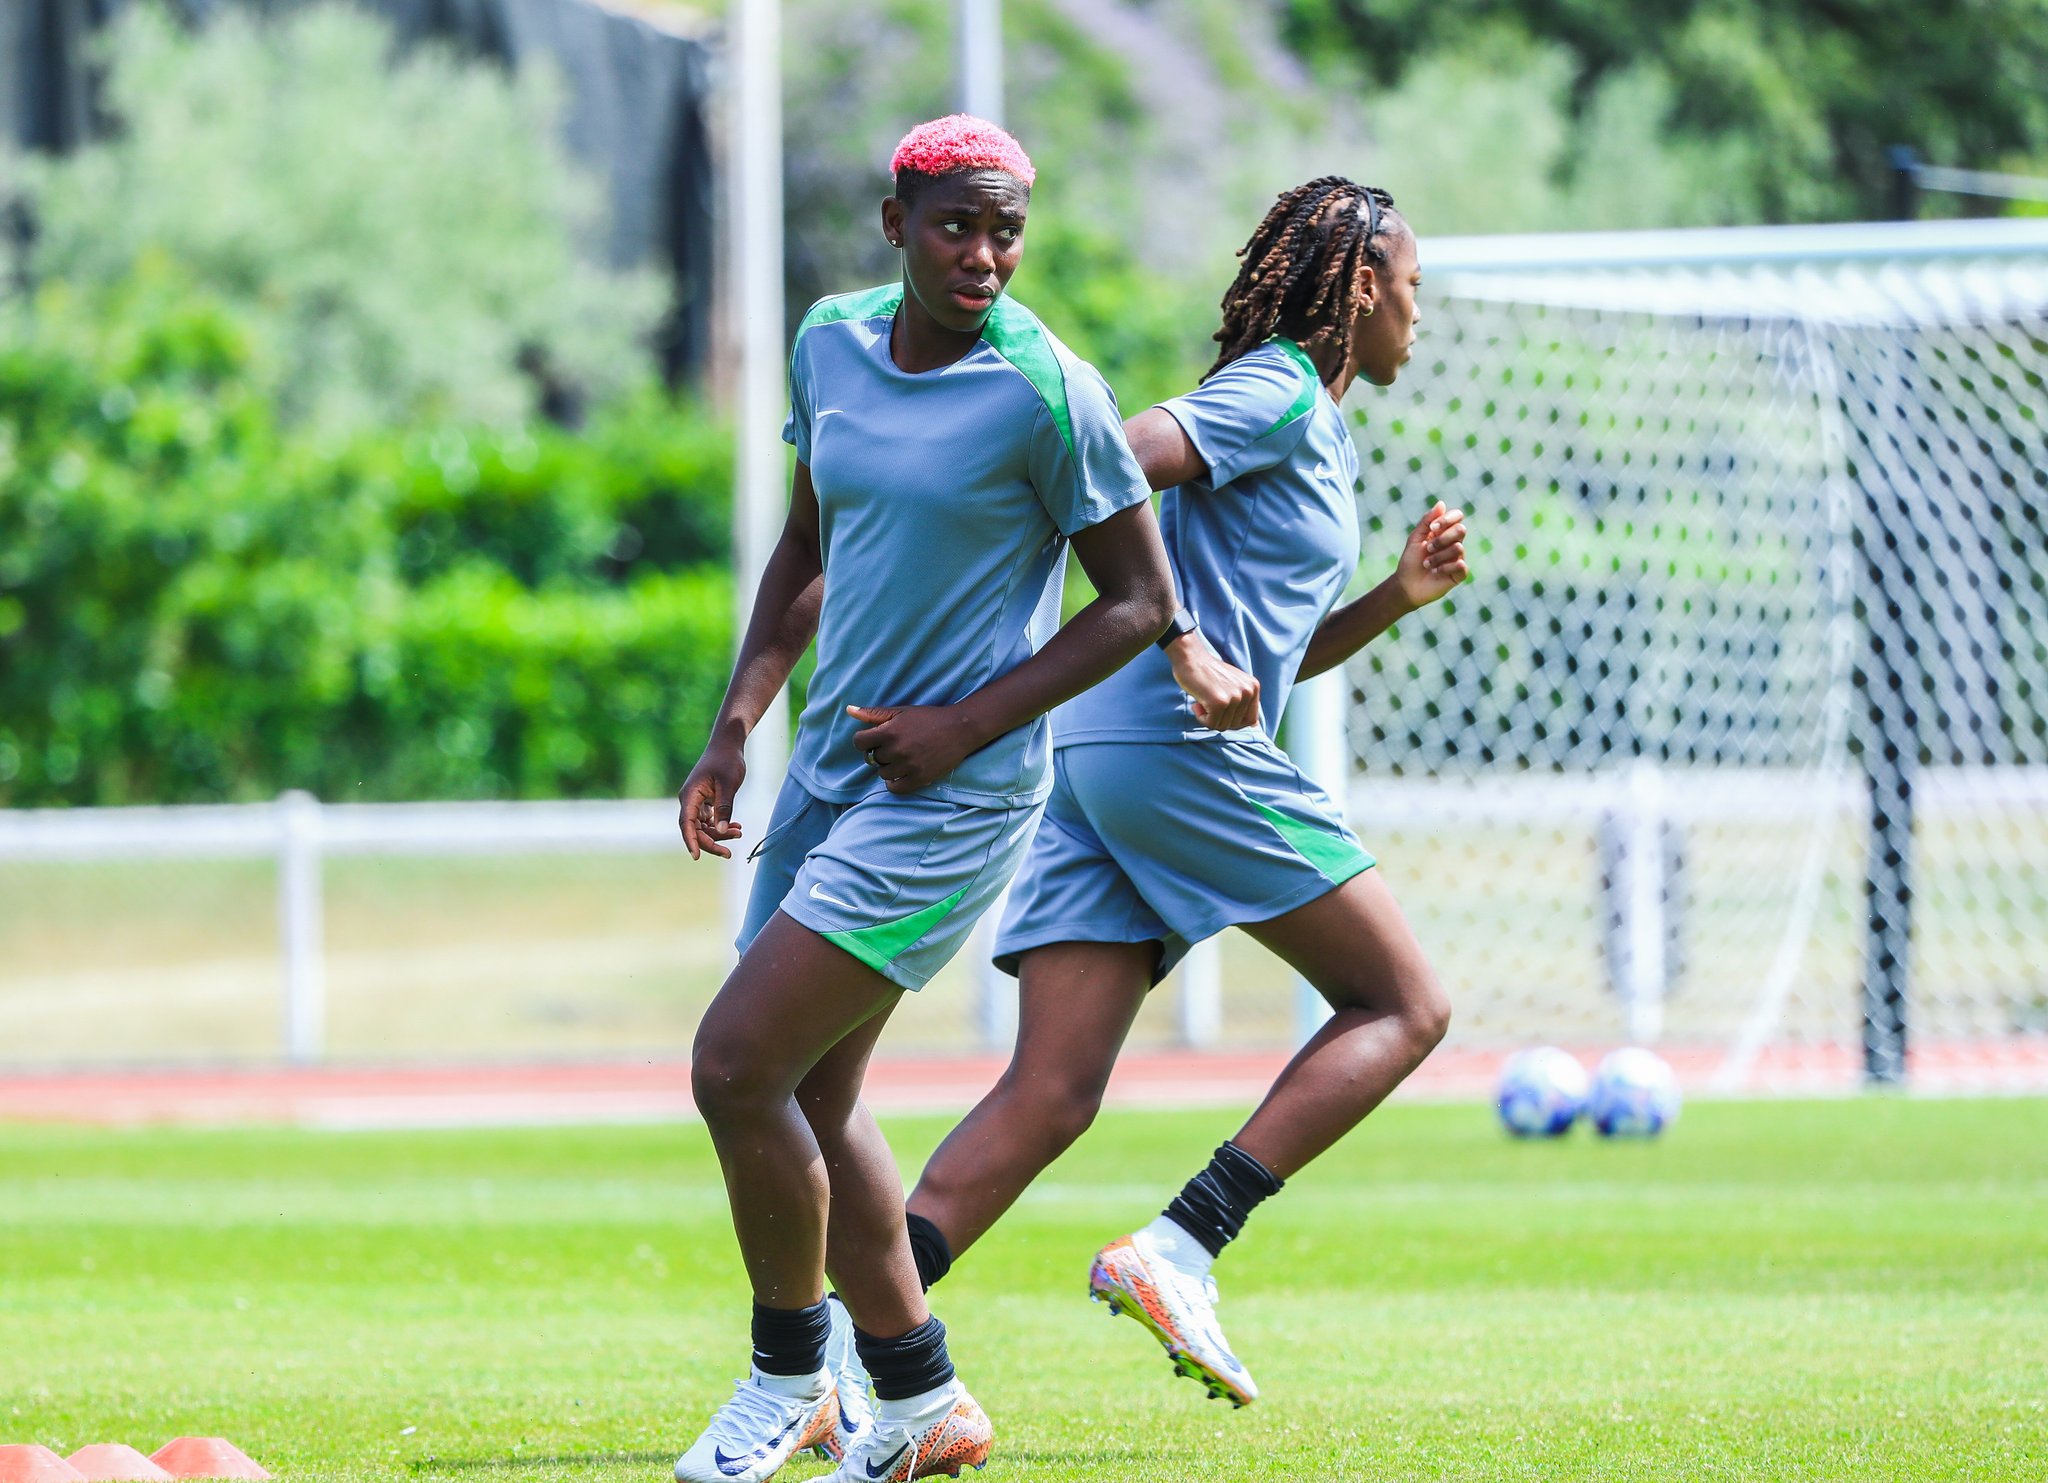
<box><xmin>894</xmin><ymin>177</ymin><xmax>1467</xmax><ymax>1409</ymax></box>
<box><xmin>671</xmin><ymin>117</ymin><xmax>1174</xmax><ymax>1483</ymax></box>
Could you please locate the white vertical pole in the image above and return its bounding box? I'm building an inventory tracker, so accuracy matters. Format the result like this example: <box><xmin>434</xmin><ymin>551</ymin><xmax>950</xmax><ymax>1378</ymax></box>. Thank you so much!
<box><xmin>278</xmin><ymin>789</ymin><xmax>325</xmax><ymax>1064</ymax></box>
<box><xmin>954</xmin><ymin>0</ymin><xmax>1017</xmax><ymax>1047</ymax></box>
<box><xmin>1620</xmin><ymin>756</ymin><xmax>1668</xmax><ymax>1044</ymax></box>
<box><xmin>1176</xmin><ymin>937</ymin><xmax>1223</xmax><ymax>1048</ymax></box>
<box><xmin>725</xmin><ymin>0</ymin><xmax>790</xmax><ymax>954</ymax></box>
<box><xmin>956</xmin><ymin>0</ymin><xmax>1003</xmax><ymax>123</ymax></box>
<box><xmin>1286</xmin><ymin>670</ymin><xmax>1349</xmax><ymax>1044</ymax></box>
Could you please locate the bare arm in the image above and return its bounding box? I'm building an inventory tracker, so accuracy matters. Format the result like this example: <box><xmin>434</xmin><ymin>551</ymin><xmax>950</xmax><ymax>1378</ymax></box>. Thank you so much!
<box><xmin>676</xmin><ymin>463</ymin><xmax>825</xmax><ymax>858</ymax></box>
<box><xmin>850</xmin><ymin>501</ymin><xmax>1176</xmax><ymax>792</ymax></box>
<box><xmin>1119</xmin><ymin>405</ymin><xmax>1266</xmax><ymax>729</ymax></box>
<box><xmin>1298</xmin><ymin>503</ymin><xmax>1469</xmax><ymax>681</ymax></box>
<box><xmin>1122</xmin><ymin>406</ymin><xmax>1207</xmax><ymax>493</ymax></box>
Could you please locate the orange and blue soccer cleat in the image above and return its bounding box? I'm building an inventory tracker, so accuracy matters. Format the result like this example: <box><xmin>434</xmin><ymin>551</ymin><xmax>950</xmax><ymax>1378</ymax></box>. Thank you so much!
<box><xmin>1089</xmin><ymin>1231</ymin><xmax>1259</xmax><ymax>1407</ymax></box>
<box><xmin>818</xmin><ymin>1379</ymin><xmax>992</xmax><ymax>1481</ymax></box>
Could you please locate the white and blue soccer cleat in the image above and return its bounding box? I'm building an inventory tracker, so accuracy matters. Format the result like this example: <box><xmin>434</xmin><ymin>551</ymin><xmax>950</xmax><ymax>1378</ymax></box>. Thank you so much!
<box><xmin>674</xmin><ymin>1366</ymin><xmax>838</xmax><ymax>1483</ymax></box>
<box><xmin>815</xmin><ymin>1295</ymin><xmax>874</xmax><ymax>1463</ymax></box>
<box><xmin>1090</xmin><ymin>1230</ymin><xmax>1259</xmax><ymax>1407</ymax></box>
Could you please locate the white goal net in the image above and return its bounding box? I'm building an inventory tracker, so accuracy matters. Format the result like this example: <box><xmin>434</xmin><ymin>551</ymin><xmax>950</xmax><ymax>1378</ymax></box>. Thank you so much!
<box><xmin>1337</xmin><ymin>219</ymin><xmax>2048</xmax><ymax>1092</ymax></box>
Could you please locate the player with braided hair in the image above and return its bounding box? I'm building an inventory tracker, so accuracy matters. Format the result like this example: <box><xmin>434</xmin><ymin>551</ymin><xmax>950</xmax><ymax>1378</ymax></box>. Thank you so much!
<box><xmin>1207</xmin><ymin>176</ymin><xmax>1400</xmax><ymax>378</ymax></box>
<box><xmin>868</xmin><ymin>177</ymin><xmax>1469</xmax><ymax>1408</ymax></box>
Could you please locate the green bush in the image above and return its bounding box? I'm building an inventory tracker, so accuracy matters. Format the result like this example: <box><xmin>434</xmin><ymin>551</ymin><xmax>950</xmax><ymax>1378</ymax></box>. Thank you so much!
<box><xmin>0</xmin><ymin>262</ymin><xmax>734</xmax><ymax>807</ymax></box>
<box><xmin>377</xmin><ymin>566</ymin><xmax>731</xmax><ymax>801</ymax></box>
<box><xmin>379</xmin><ymin>387</ymin><xmax>731</xmax><ymax>592</ymax></box>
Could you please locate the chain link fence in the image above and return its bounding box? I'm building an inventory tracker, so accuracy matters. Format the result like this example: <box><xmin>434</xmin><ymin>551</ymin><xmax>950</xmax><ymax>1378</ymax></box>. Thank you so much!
<box><xmin>1343</xmin><ymin>221</ymin><xmax>2048</xmax><ymax>1090</ymax></box>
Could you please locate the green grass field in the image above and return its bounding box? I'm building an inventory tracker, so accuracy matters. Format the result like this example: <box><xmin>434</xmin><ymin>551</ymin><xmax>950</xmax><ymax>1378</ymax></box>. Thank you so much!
<box><xmin>4</xmin><ymin>1099</ymin><xmax>2045</xmax><ymax>1481</ymax></box>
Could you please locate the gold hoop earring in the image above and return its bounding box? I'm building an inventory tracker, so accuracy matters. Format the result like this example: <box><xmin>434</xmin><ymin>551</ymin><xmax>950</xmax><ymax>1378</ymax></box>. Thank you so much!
<box><xmin>1362</xmin><ymin>303</ymin><xmax>1375</xmax><ymax>318</ymax></box>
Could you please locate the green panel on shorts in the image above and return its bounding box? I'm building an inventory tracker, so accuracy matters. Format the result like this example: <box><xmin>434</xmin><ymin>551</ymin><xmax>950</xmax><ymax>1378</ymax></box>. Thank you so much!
<box><xmin>824</xmin><ymin>884</ymin><xmax>973</xmax><ymax>976</ymax></box>
<box><xmin>1251</xmin><ymin>799</ymin><xmax>1375</xmax><ymax>884</ymax></box>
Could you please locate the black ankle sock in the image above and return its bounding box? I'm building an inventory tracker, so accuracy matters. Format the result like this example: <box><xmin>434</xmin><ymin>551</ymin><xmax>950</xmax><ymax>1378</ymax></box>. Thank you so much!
<box><xmin>853</xmin><ymin>1315</ymin><xmax>955</xmax><ymax>1402</ymax></box>
<box><xmin>751</xmin><ymin>1298</ymin><xmax>831</xmax><ymax>1377</ymax></box>
<box><xmin>1162</xmin><ymin>1141</ymin><xmax>1285</xmax><ymax>1259</ymax></box>
<box><xmin>905</xmin><ymin>1211</ymin><xmax>954</xmax><ymax>1292</ymax></box>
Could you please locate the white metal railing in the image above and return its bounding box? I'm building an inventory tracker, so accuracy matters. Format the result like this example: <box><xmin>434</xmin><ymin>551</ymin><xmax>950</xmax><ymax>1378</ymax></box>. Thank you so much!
<box><xmin>0</xmin><ymin>792</ymin><xmax>678</xmax><ymax>1063</ymax></box>
<box><xmin>0</xmin><ymin>787</ymin><xmax>1215</xmax><ymax>1065</ymax></box>
<box><xmin>6</xmin><ymin>762</ymin><xmax>2041</xmax><ymax>1065</ymax></box>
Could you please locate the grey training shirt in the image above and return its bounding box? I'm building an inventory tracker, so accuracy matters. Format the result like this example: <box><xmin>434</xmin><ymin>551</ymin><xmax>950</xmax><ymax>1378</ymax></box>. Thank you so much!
<box><xmin>1054</xmin><ymin>338</ymin><xmax>1362</xmax><ymax>746</ymax></box>
<box><xmin>782</xmin><ymin>285</ymin><xmax>1152</xmax><ymax>808</ymax></box>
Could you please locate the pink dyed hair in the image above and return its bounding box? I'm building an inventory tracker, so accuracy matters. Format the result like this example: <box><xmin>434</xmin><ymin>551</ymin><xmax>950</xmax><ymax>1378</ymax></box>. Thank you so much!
<box><xmin>889</xmin><ymin>114</ymin><xmax>1036</xmax><ymax>188</ymax></box>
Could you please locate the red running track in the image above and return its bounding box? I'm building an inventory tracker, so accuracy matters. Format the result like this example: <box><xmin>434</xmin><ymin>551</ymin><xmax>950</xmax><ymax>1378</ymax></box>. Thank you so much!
<box><xmin>0</xmin><ymin>1041</ymin><xmax>2042</xmax><ymax>1129</ymax></box>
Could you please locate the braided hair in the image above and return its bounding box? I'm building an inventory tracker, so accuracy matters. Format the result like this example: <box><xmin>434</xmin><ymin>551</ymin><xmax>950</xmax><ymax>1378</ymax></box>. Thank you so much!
<box><xmin>1206</xmin><ymin>176</ymin><xmax>1400</xmax><ymax>381</ymax></box>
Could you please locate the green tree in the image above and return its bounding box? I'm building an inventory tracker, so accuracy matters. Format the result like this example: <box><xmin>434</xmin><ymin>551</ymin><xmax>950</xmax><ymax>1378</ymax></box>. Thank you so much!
<box><xmin>13</xmin><ymin>2</ymin><xmax>665</xmax><ymax>432</ymax></box>
<box><xmin>1283</xmin><ymin>0</ymin><xmax>2048</xmax><ymax>223</ymax></box>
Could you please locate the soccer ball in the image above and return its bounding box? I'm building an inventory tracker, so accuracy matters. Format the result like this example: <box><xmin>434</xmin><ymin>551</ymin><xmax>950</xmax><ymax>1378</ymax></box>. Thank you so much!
<box><xmin>1495</xmin><ymin>1047</ymin><xmax>1590</xmax><ymax>1137</ymax></box>
<box><xmin>1588</xmin><ymin>1048</ymin><xmax>1681</xmax><ymax>1137</ymax></box>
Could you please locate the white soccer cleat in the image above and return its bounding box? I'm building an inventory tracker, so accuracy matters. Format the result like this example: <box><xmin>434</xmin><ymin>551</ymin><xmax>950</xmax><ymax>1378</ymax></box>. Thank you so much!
<box><xmin>814</xmin><ymin>1295</ymin><xmax>874</xmax><ymax>1463</ymax></box>
<box><xmin>817</xmin><ymin>1379</ymin><xmax>992</xmax><ymax>1481</ymax></box>
<box><xmin>1089</xmin><ymin>1230</ymin><xmax>1259</xmax><ymax>1407</ymax></box>
<box><xmin>673</xmin><ymin>1367</ymin><xmax>839</xmax><ymax>1483</ymax></box>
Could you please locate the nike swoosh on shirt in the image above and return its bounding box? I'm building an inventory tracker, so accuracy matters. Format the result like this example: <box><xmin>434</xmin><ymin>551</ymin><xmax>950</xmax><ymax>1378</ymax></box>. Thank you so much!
<box><xmin>816</xmin><ymin>408</ymin><xmax>845</xmax><ymax>418</ymax></box>
<box><xmin>808</xmin><ymin>882</ymin><xmax>859</xmax><ymax>911</ymax></box>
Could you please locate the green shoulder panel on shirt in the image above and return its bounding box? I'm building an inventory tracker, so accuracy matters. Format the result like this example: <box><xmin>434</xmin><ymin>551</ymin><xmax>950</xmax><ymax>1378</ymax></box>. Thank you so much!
<box><xmin>980</xmin><ymin>295</ymin><xmax>1075</xmax><ymax>459</ymax></box>
<box><xmin>792</xmin><ymin>284</ymin><xmax>905</xmax><ymax>361</ymax></box>
<box><xmin>823</xmin><ymin>883</ymin><xmax>972</xmax><ymax>976</ymax></box>
<box><xmin>1256</xmin><ymin>337</ymin><xmax>1322</xmax><ymax>441</ymax></box>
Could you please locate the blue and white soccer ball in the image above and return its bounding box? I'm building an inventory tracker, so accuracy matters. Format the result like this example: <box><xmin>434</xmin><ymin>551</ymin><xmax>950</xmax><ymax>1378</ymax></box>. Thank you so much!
<box><xmin>1588</xmin><ymin>1047</ymin><xmax>1681</xmax><ymax>1137</ymax></box>
<box><xmin>1495</xmin><ymin>1047</ymin><xmax>1590</xmax><ymax>1137</ymax></box>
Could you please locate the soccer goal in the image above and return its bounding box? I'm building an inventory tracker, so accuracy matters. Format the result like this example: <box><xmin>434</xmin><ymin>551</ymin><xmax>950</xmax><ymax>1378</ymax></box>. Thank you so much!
<box><xmin>1317</xmin><ymin>217</ymin><xmax>2048</xmax><ymax>1093</ymax></box>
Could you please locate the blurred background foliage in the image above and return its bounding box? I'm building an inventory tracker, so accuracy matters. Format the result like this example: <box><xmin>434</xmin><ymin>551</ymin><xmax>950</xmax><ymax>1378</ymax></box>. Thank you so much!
<box><xmin>0</xmin><ymin>2</ymin><xmax>728</xmax><ymax>806</ymax></box>
<box><xmin>17</xmin><ymin>3</ymin><xmax>669</xmax><ymax>434</ymax></box>
<box><xmin>3</xmin><ymin>0</ymin><xmax>2045</xmax><ymax>805</ymax></box>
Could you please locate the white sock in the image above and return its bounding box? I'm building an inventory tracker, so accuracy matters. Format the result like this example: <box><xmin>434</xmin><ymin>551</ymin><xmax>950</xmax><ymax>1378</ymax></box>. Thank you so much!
<box><xmin>752</xmin><ymin>1364</ymin><xmax>826</xmax><ymax>1399</ymax></box>
<box><xmin>874</xmin><ymin>1378</ymin><xmax>956</xmax><ymax>1424</ymax></box>
<box><xmin>1140</xmin><ymin>1214</ymin><xmax>1215</xmax><ymax>1279</ymax></box>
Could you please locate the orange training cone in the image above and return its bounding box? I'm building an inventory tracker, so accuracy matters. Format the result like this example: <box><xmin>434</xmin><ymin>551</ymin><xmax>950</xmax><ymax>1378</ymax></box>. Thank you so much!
<box><xmin>65</xmin><ymin>1447</ymin><xmax>171</xmax><ymax>1482</ymax></box>
<box><xmin>0</xmin><ymin>1445</ymin><xmax>86</xmax><ymax>1482</ymax></box>
<box><xmin>146</xmin><ymin>1441</ymin><xmax>268</xmax><ymax>1481</ymax></box>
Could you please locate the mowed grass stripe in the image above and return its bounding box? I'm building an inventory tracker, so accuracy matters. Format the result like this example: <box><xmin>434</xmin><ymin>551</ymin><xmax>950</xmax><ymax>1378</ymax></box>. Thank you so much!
<box><xmin>2</xmin><ymin>1099</ymin><xmax>2044</xmax><ymax>1480</ymax></box>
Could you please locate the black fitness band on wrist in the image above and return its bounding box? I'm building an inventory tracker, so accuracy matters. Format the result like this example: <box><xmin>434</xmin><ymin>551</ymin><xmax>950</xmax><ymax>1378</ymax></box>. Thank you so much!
<box><xmin>1156</xmin><ymin>608</ymin><xmax>1200</xmax><ymax>650</ymax></box>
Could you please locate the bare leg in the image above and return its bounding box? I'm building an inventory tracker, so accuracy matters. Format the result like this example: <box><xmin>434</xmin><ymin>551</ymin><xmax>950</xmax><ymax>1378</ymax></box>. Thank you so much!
<box><xmin>796</xmin><ymin>1016</ymin><xmax>926</xmax><ymax>1338</ymax></box>
<box><xmin>906</xmin><ymin>940</ymin><xmax>1156</xmax><ymax>1256</ymax></box>
<box><xmin>691</xmin><ymin>909</ymin><xmax>912</xmax><ymax>1321</ymax></box>
<box><xmin>1231</xmin><ymin>867</ymin><xmax>1450</xmax><ymax>1178</ymax></box>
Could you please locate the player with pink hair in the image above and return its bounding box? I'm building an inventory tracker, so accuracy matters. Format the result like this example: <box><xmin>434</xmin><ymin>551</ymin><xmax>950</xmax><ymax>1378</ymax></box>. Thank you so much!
<box><xmin>886</xmin><ymin>113</ymin><xmax>1037</xmax><ymax>188</ymax></box>
<box><xmin>672</xmin><ymin>114</ymin><xmax>1175</xmax><ymax>1483</ymax></box>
